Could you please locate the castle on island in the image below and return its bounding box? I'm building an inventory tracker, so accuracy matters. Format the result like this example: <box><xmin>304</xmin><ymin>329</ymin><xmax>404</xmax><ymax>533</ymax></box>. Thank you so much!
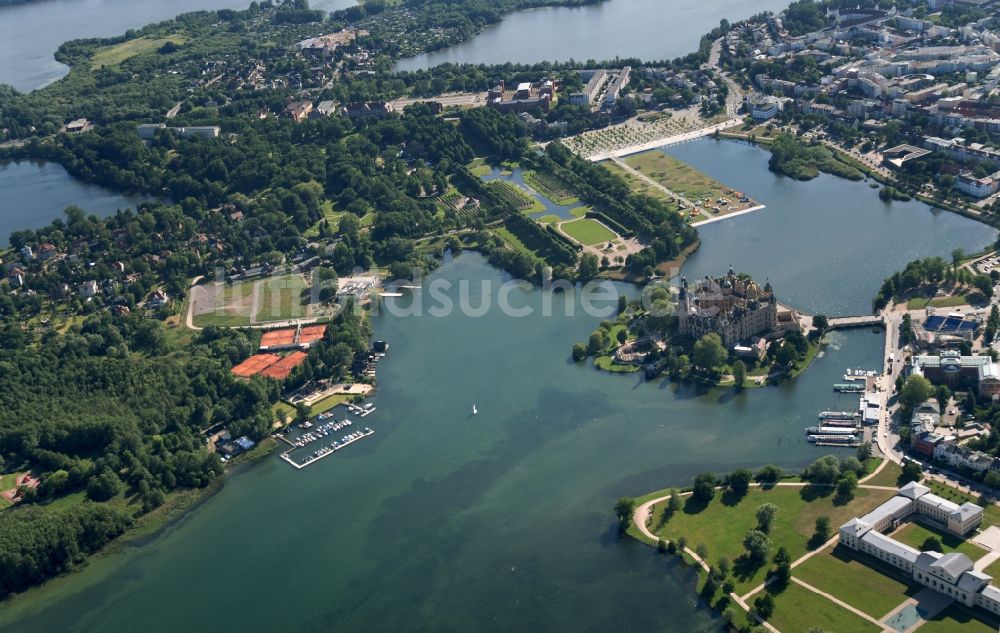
<box><xmin>677</xmin><ymin>269</ymin><xmax>798</xmax><ymax>348</ymax></box>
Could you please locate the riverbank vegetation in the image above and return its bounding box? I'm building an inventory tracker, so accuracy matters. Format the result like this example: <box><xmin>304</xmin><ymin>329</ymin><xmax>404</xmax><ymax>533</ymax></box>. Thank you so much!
<box><xmin>767</xmin><ymin>133</ymin><xmax>864</xmax><ymax>182</ymax></box>
<box><xmin>872</xmin><ymin>254</ymin><xmax>995</xmax><ymax>311</ymax></box>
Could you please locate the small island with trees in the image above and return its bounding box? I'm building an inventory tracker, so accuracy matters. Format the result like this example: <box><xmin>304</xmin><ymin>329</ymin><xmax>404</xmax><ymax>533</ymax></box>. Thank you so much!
<box><xmin>573</xmin><ymin>269</ymin><xmax>824</xmax><ymax>388</ymax></box>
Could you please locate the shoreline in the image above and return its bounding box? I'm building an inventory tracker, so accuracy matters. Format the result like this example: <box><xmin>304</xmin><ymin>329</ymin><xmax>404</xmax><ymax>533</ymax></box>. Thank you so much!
<box><xmin>0</xmin><ymin>437</ymin><xmax>278</xmax><ymax>610</ymax></box>
<box><xmin>690</xmin><ymin>204</ymin><xmax>766</xmax><ymax>228</ymax></box>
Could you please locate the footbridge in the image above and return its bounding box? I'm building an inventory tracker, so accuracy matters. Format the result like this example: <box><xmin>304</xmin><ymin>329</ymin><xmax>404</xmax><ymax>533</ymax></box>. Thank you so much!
<box><xmin>826</xmin><ymin>315</ymin><xmax>884</xmax><ymax>330</ymax></box>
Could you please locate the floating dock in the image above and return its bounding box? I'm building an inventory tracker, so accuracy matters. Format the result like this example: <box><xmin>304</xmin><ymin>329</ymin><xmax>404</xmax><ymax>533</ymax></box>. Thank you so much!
<box><xmin>346</xmin><ymin>403</ymin><xmax>376</xmax><ymax>418</ymax></box>
<box><xmin>808</xmin><ymin>434</ymin><xmax>860</xmax><ymax>446</ymax></box>
<box><xmin>818</xmin><ymin>411</ymin><xmax>857</xmax><ymax>420</ymax></box>
<box><xmin>821</xmin><ymin>418</ymin><xmax>859</xmax><ymax>428</ymax></box>
<box><xmin>833</xmin><ymin>383</ymin><xmax>865</xmax><ymax>393</ymax></box>
<box><xmin>805</xmin><ymin>426</ymin><xmax>859</xmax><ymax>435</ymax></box>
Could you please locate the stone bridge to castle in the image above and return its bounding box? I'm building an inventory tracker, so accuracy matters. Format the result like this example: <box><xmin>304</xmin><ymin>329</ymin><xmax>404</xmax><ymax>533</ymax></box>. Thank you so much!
<box><xmin>825</xmin><ymin>314</ymin><xmax>885</xmax><ymax>330</ymax></box>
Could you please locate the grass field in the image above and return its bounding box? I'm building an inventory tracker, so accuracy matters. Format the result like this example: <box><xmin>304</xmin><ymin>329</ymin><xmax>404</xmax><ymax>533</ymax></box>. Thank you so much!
<box><xmin>623</xmin><ymin>150</ymin><xmax>751</xmax><ymax>209</ymax></box>
<box><xmin>494</xmin><ymin>227</ymin><xmax>542</xmax><ymax>263</ymax></box>
<box><xmin>272</xmin><ymin>394</ymin><xmax>352</xmax><ymax>426</ymax></box>
<box><xmin>256</xmin><ymin>274</ymin><xmax>309</xmax><ymax>322</ymax></box>
<box><xmin>861</xmin><ymin>460</ymin><xmax>903</xmax><ymax>487</ymax></box>
<box><xmin>560</xmin><ymin>218</ymin><xmax>617</xmax><ymax>246</ymax></box>
<box><xmin>768</xmin><ymin>581</ymin><xmax>882</xmax><ymax>633</ymax></box>
<box><xmin>891</xmin><ymin>521</ymin><xmax>988</xmax><ymax>561</ymax></box>
<box><xmin>906</xmin><ymin>294</ymin><xmax>971</xmax><ymax>310</ymax></box>
<box><xmin>91</xmin><ymin>35</ymin><xmax>188</xmax><ymax>69</ymax></box>
<box><xmin>648</xmin><ymin>485</ymin><xmax>895</xmax><ymax>593</ymax></box>
<box><xmin>304</xmin><ymin>202</ymin><xmax>373</xmax><ymax>238</ymax></box>
<box><xmin>793</xmin><ymin>547</ymin><xmax>918</xmax><ymax>618</ymax></box>
<box><xmin>919</xmin><ymin>606</ymin><xmax>998</xmax><ymax>633</ymax></box>
<box><xmin>600</xmin><ymin>160</ymin><xmax>674</xmax><ymax>204</ymax></box>
<box><xmin>191</xmin><ymin>281</ymin><xmax>254</xmax><ymax>328</ymax></box>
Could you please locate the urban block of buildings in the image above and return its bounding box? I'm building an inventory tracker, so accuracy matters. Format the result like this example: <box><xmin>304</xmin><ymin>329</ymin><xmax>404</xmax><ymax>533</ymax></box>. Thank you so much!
<box><xmin>839</xmin><ymin>482</ymin><xmax>1000</xmax><ymax>615</ymax></box>
<box><xmin>486</xmin><ymin>78</ymin><xmax>556</xmax><ymax>114</ymax></box>
<box><xmin>909</xmin><ymin>350</ymin><xmax>1000</xmax><ymax>398</ymax></box>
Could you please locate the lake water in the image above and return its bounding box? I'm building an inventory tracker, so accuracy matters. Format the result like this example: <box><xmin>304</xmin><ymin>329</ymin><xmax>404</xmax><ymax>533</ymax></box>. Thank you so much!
<box><xmin>0</xmin><ymin>251</ymin><xmax>884</xmax><ymax>633</ymax></box>
<box><xmin>672</xmin><ymin>139</ymin><xmax>997</xmax><ymax>316</ymax></box>
<box><xmin>395</xmin><ymin>0</ymin><xmax>792</xmax><ymax>72</ymax></box>
<box><xmin>0</xmin><ymin>0</ymin><xmax>357</xmax><ymax>92</ymax></box>
<box><xmin>0</xmin><ymin>160</ymin><xmax>149</xmax><ymax>246</ymax></box>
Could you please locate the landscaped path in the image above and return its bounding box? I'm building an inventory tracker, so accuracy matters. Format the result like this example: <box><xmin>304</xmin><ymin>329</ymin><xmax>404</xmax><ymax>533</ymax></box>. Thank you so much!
<box><xmin>633</xmin><ymin>478</ymin><xmax>904</xmax><ymax>633</ymax></box>
<box><xmin>790</xmin><ymin>576</ymin><xmax>891</xmax><ymax>631</ymax></box>
<box><xmin>608</xmin><ymin>156</ymin><xmax>702</xmax><ymax>215</ymax></box>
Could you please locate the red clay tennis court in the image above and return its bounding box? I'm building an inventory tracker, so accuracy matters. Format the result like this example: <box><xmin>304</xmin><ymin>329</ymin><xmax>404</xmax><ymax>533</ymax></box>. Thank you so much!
<box><xmin>298</xmin><ymin>325</ymin><xmax>327</xmax><ymax>345</ymax></box>
<box><xmin>230</xmin><ymin>353</ymin><xmax>282</xmax><ymax>377</ymax></box>
<box><xmin>259</xmin><ymin>351</ymin><xmax>308</xmax><ymax>380</ymax></box>
<box><xmin>260</xmin><ymin>328</ymin><xmax>296</xmax><ymax>348</ymax></box>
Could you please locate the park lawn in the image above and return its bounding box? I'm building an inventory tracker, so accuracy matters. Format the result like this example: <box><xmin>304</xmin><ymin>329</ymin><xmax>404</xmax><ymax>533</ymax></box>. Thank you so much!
<box><xmin>91</xmin><ymin>35</ymin><xmax>188</xmax><ymax>68</ymax></box>
<box><xmin>862</xmin><ymin>460</ymin><xmax>903</xmax><ymax>487</ymax></box>
<box><xmin>906</xmin><ymin>295</ymin><xmax>970</xmax><ymax>310</ymax></box>
<box><xmin>984</xmin><ymin>556</ymin><xmax>1000</xmax><ymax>579</ymax></box>
<box><xmin>255</xmin><ymin>274</ymin><xmax>309</xmax><ymax>322</ymax></box>
<box><xmin>304</xmin><ymin>203</ymin><xmax>374</xmax><ymax>238</ymax></box>
<box><xmin>793</xmin><ymin>546</ymin><xmax>918</xmax><ymax>619</ymax></box>
<box><xmin>890</xmin><ymin>521</ymin><xmax>988</xmax><ymax>561</ymax></box>
<box><xmin>535</xmin><ymin>214</ymin><xmax>562</xmax><ymax>225</ymax></box>
<box><xmin>599</xmin><ymin>161</ymin><xmax>673</xmax><ymax>203</ymax></box>
<box><xmin>648</xmin><ymin>486</ymin><xmax>895</xmax><ymax>593</ymax></box>
<box><xmin>623</xmin><ymin>150</ymin><xmax>748</xmax><ymax>205</ymax></box>
<box><xmin>924</xmin><ymin>479</ymin><xmax>1000</xmax><ymax>527</ymax></box>
<box><xmin>767</xmin><ymin>581</ymin><xmax>883</xmax><ymax>633</ymax></box>
<box><xmin>0</xmin><ymin>472</ymin><xmax>19</xmax><ymax>490</ymax></box>
<box><xmin>493</xmin><ymin>227</ymin><xmax>542</xmax><ymax>263</ymax></box>
<box><xmin>308</xmin><ymin>394</ymin><xmax>351</xmax><ymax>416</ymax></box>
<box><xmin>273</xmin><ymin>401</ymin><xmax>296</xmax><ymax>427</ymax></box>
<box><xmin>560</xmin><ymin>218</ymin><xmax>617</xmax><ymax>246</ymax></box>
<box><xmin>594</xmin><ymin>355</ymin><xmax>640</xmax><ymax>373</ymax></box>
<box><xmin>467</xmin><ymin>157</ymin><xmax>491</xmax><ymax>177</ymax></box>
<box><xmin>919</xmin><ymin>605</ymin><xmax>998</xmax><ymax>633</ymax></box>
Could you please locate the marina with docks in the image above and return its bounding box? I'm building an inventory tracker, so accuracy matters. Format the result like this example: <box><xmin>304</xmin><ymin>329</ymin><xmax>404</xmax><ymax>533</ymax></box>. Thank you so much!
<box><xmin>277</xmin><ymin>404</ymin><xmax>377</xmax><ymax>469</ymax></box>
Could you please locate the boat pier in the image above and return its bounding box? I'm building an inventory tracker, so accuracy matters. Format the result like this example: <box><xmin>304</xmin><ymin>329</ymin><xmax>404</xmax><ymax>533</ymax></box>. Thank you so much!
<box><xmin>280</xmin><ymin>428</ymin><xmax>375</xmax><ymax>470</ymax></box>
<box><xmin>275</xmin><ymin>401</ymin><xmax>379</xmax><ymax>469</ymax></box>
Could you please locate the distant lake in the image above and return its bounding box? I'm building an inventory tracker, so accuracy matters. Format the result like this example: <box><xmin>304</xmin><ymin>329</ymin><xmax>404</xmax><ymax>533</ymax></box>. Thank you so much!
<box><xmin>0</xmin><ymin>0</ymin><xmax>357</xmax><ymax>92</ymax></box>
<box><xmin>0</xmin><ymin>160</ymin><xmax>150</xmax><ymax>246</ymax></box>
<box><xmin>395</xmin><ymin>0</ymin><xmax>792</xmax><ymax>71</ymax></box>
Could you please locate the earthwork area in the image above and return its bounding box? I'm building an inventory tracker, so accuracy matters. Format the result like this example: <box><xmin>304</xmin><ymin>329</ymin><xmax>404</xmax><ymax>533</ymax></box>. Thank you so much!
<box><xmin>188</xmin><ymin>272</ymin><xmax>334</xmax><ymax>328</ymax></box>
